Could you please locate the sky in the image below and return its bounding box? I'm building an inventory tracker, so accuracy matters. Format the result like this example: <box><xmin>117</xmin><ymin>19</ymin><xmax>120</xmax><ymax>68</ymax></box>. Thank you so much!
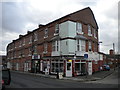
<box><xmin>0</xmin><ymin>0</ymin><xmax>119</xmax><ymax>55</ymax></box>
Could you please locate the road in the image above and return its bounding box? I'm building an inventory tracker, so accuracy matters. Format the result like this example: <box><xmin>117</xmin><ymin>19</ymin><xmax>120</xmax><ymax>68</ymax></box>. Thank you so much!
<box><xmin>84</xmin><ymin>68</ymin><xmax>119</xmax><ymax>85</ymax></box>
<box><xmin>6</xmin><ymin>71</ymin><xmax>118</xmax><ymax>88</ymax></box>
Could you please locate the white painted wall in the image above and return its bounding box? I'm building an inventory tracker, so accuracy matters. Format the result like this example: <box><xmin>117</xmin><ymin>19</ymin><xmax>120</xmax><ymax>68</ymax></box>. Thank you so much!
<box><xmin>59</xmin><ymin>21</ymin><xmax>76</xmax><ymax>38</ymax></box>
<box><xmin>59</xmin><ymin>21</ymin><xmax>76</xmax><ymax>55</ymax></box>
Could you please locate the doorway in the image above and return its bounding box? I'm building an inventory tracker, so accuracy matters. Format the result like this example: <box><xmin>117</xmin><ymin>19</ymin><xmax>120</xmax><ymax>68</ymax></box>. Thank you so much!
<box><xmin>66</xmin><ymin>61</ymin><xmax>72</xmax><ymax>77</ymax></box>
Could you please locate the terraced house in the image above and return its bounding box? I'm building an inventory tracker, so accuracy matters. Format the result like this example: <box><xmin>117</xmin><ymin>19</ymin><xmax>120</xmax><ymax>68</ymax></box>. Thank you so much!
<box><xmin>7</xmin><ymin>7</ymin><xmax>105</xmax><ymax>77</ymax></box>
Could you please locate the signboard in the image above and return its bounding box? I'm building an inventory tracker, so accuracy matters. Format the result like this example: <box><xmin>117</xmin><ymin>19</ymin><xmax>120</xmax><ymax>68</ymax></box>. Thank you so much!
<box><xmin>88</xmin><ymin>62</ymin><xmax>92</xmax><ymax>75</ymax></box>
<box><xmin>32</xmin><ymin>55</ymin><xmax>40</xmax><ymax>59</ymax></box>
<box><xmin>84</xmin><ymin>54</ymin><xmax>88</xmax><ymax>59</ymax></box>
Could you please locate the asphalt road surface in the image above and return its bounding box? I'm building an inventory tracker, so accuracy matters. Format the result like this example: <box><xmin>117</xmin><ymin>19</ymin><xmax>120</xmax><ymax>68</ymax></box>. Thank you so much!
<box><xmin>6</xmin><ymin>71</ymin><xmax>118</xmax><ymax>88</ymax></box>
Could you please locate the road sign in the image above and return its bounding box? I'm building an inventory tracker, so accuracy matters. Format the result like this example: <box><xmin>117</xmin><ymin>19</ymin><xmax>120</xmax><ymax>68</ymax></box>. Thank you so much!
<box><xmin>84</xmin><ymin>54</ymin><xmax>88</xmax><ymax>59</ymax></box>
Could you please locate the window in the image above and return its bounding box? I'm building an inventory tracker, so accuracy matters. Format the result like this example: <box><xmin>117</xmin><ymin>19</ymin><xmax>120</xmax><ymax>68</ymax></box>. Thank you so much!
<box><xmin>44</xmin><ymin>28</ymin><xmax>48</xmax><ymax>38</ymax></box>
<box><xmin>77</xmin><ymin>40</ymin><xmax>80</xmax><ymax>51</ymax></box>
<box><xmin>33</xmin><ymin>45</ymin><xmax>37</xmax><ymax>53</ymax></box>
<box><xmin>94</xmin><ymin>43</ymin><xmax>97</xmax><ymax>52</ymax></box>
<box><xmin>81</xmin><ymin>40</ymin><xmax>86</xmax><ymax>51</ymax></box>
<box><xmin>28</xmin><ymin>47</ymin><xmax>32</xmax><ymax>56</ymax></box>
<box><xmin>54</xmin><ymin>24</ymin><xmax>59</xmax><ymax>35</ymax></box>
<box><xmin>88</xmin><ymin>41</ymin><xmax>92</xmax><ymax>51</ymax></box>
<box><xmin>19</xmin><ymin>41</ymin><xmax>22</xmax><ymax>47</ymax></box>
<box><xmin>94</xmin><ymin>29</ymin><xmax>97</xmax><ymax>38</ymax></box>
<box><xmin>29</xmin><ymin>36</ymin><xmax>32</xmax><ymax>44</ymax></box>
<box><xmin>44</xmin><ymin>43</ymin><xmax>47</xmax><ymax>53</ymax></box>
<box><xmin>34</xmin><ymin>32</ymin><xmax>38</xmax><ymax>41</ymax></box>
<box><xmin>88</xmin><ymin>25</ymin><xmax>92</xmax><ymax>36</ymax></box>
<box><xmin>76</xmin><ymin>22</ymin><xmax>83</xmax><ymax>34</ymax></box>
<box><xmin>51</xmin><ymin>60</ymin><xmax>64</xmax><ymax>73</ymax></box>
<box><xmin>52</xmin><ymin>40</ymin><xmax>59</xmax><ymax>51</ymax></box>
<box><xmin>23</xmin><ymin>38</ymin><xmax>25</xmax><ymax>45</ymax></box>
<box><xmin>77</xmin><ymin>39</ymin><xmax>86</xmax><ymax>51</ymax></box>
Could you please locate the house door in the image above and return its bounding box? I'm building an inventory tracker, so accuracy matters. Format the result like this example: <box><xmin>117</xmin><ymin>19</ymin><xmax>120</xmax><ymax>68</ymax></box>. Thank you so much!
<box><xmin>66</xmin><ymin>61</ymin><xmax>72</xmax><ymax>77</ymax></box>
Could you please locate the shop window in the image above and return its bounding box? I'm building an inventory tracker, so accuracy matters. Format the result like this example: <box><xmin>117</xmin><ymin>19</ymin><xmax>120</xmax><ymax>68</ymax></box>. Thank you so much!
<box><xmin>75</xmin><ymin>63</ymin><xmax>80</xmax><ymax>71</ymax></box>
<box><xmin>51</xmin><ymin>60</ymin><xmax>64</xmax><ymax>73</ymax></box>
<box><xmin>43</xmin><ymin>61</ymin><xmax>47</xmax><ymax>71</ymax></box>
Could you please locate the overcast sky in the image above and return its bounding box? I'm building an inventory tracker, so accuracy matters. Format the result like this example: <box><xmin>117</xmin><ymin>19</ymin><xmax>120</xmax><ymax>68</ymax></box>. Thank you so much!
<box><xmin>0</xmin><ymin>0</ymin><xmax>119</xmax><ymax>55</ymax></box>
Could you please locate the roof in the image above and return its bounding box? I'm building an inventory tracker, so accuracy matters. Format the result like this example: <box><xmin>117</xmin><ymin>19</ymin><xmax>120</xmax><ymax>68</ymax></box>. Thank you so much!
<box><xmin>7</xmin><ymin>7</ymin><xmax>98</xmax><ymax>46</ymax></box>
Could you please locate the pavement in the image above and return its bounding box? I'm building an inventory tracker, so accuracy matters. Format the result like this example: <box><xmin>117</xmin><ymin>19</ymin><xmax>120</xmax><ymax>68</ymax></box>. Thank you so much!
<box><xmin>11</xmin><ymin>68</ymin><xmax>116</xmax><ymax>82</ymax></box>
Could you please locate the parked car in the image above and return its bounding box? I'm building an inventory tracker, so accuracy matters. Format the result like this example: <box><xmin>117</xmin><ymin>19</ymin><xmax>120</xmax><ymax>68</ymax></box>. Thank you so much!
<box><xmin>2</xmin><ymin>68</ymin><xmax>11</xmax><ymax>89</ymax></box>
<box><xmin>103</xmin><ymin>65</ymin><xmax>110</xmax><ymax>71</ymax></box>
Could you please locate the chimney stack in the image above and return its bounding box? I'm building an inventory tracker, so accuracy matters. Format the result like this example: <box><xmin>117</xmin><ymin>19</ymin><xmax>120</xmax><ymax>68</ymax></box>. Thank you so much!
<box><xmin>38</xmin><ymin>24</ymin><xmax>44</xmax><ymax>28</ymax></box>
<box><xmin>109</xmin><ymin>49</ymin><xmax>114</xmax><ymax>55</ymax></box>
<box><xmin>19</xmin><ymin>35</ymin><xmax>23</xmax><ymax>38</ymax></box>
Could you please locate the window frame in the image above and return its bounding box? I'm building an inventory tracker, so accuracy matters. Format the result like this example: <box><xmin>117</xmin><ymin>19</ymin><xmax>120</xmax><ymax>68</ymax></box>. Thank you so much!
<box><xmin>44</xmin><ymin>28</ymin><xmax>48</xmax><ymax>38</ymax></box>
<box><xmin>88</xmin><ymin>25</ymin><xmax>92</xmax><ymax>36</ymax></box>
<box><xmin>76</xmin><ymin>22</ymin><xmax>83</xmax><ymax>34</ymax></box>
<box><xmin>54</xmin><ymin>24</ymin><xmax>59</xmax><ymax>35</ymax></box>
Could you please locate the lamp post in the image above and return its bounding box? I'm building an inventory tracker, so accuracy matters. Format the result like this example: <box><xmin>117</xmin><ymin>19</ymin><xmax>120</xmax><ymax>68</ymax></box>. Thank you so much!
<box><xmin>99</xmin><ymin>41</ymin><xmax>102</xmax><ymax>52</ymax></box>
<box><xmin>98</xmin><ymin>41</ymin><xmax>102</xmax><ymax>71</ymax></box>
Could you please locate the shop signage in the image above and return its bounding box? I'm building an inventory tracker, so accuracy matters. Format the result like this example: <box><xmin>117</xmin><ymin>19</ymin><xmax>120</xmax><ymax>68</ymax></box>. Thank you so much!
<box><xmin>84</xmin><ymin>54</ymin><xmax>88</xmax><ymax>59</ymax></box>
<box><xmin>32</xmin><ymin>54</ymin><xmax>40</xmax><ymax>59</ymax></box>
<box><xmin>68</xmin><ymin>60</ymin><xmax>72</xmax><ymax>62</ymax></box>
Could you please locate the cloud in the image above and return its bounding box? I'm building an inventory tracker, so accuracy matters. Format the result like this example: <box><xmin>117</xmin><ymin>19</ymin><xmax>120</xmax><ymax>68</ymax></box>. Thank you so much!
<box><xmin>1</xmin><ymin>0</ymin><xmax>119</xmax><ymax>55</ymax></box>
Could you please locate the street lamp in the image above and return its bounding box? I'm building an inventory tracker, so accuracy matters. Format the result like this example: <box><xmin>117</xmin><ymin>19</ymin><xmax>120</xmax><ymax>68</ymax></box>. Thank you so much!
<box><xmin>99</xmin><ymin>41</ymin><xmax>102</xmax><ymax>52</ymax></box>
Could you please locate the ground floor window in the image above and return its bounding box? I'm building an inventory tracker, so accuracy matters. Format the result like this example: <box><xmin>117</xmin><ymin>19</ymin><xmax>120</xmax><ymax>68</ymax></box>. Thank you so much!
<box><xmin>75</xmin><ymin>63</ymin><xmax>81</xmax><ymax>71</ymax></box>
<box><xmin>75</xmin><ymin>62</ymin><xmax>86</xmax><ymax>75</ymax></box>
<box><xmin>51</xmin><ymin>60</ymin><xmax>64</xmax><ymax>73</ymax></box>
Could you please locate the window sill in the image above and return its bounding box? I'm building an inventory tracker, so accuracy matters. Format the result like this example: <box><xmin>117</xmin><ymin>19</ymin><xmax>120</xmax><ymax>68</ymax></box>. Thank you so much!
<box><xmin>88</xmin><ymin>34</ymin><xmax>92</xmax><ymax>36</ymax></box>
<box><xmin>54</xmin><ymin>33</ymin><xmax>59</xmax><ymax>36</ymax></box>
<box><xmin>77</xmin><ymin>31</ymin><xmax>84</xmax><ymax>34</ymax></box>
<box><xmin>44</xmin><ymin>36</ymin><xmax>48</xmax><ymax>39</ymax></box>
<box><xmin>43</xmin><ymin>51</ymin><xmax>47</xmax><ymax>54</ymax></box>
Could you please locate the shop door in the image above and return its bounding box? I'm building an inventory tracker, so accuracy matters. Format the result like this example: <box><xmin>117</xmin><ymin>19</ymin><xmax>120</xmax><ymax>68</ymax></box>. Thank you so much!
<box><xmin>66</xmin><ymin>61</ymin><xmax>72</xmax><ymax>77</ymax></box>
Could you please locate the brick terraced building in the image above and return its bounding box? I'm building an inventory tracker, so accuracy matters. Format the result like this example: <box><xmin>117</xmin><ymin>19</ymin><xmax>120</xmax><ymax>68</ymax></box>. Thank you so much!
<box><xmin>7</xmin><ymin>7</ymin><xmax>104</xmax><ymax>77</ymax></box>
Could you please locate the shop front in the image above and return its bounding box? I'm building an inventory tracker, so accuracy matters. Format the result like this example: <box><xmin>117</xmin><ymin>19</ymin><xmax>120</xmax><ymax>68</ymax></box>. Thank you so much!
<box><xmin>31</xmin><ymin>54</ymin><xmax>40</xmax><ymax>73</ymax></box>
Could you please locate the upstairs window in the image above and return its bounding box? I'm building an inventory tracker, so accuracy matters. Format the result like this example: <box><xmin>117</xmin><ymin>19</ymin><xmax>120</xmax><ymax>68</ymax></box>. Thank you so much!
<box><xmin>44</xmin><ymin>43</ymin><xmax>47</xmax><ymax>53</ymax></box>
<box><xmin>44</xmin><ymin>28</ymin><xmax>48</xmax><ymax>38</ymax></box>
<box><xmin>76</xmin><ymin>22</ymin><xmax>83</xmax><ymax>34</ymax></box>
<box><xmin>23</xmin><ymin>38</ymin><xmax>25</xmax><ymax>46</ymax></box>
<box><xmin>33</xmin><ymin>45</ymin><xmax>37</xmax><ymax>54</ymax></box>
<box><xmin>54</xmin><ymin>24</ymin><xmax>59</xmax><ymax>35</ymax></box>
<box><xmin>88</xmin><ymin>25</ymin><xmax>92</xmax><ymax>36</ymax></box>
<box><xmin>28</xmin><ymin>47</ymin><xmax>32</xmax><ymax>56</ymax></box>
<box><xmin>19</xmin><ymin>41</ymin><xmax>22</xmax><ymax>47</ymax></box>
<box><xmin>29</xmin><ymin>36</ymin><xmax>32</xmax><ymax>44</ymax></box>
<box><xmin>34</xmin><ymin>32</ymin><xmax>38</xmax><ymax>41</ymax></box>
<box><xmin>77</xmin><ymin>39</ymin><xmax>86</xmax><ymax>51</ymax></box>
<box><xmin>52</xmin><ymin>40</ymin><xmax>59</xmax><ymax>51</ymax></box>
<box><xmin>94</xmin><ymin>28</ymin><xmax>97</xmax><ymax>38</ymax></box>
<box><xmin>88</xmin><ymin>41</ymin><xmax>92</xmax><ymax>51</ymax></box>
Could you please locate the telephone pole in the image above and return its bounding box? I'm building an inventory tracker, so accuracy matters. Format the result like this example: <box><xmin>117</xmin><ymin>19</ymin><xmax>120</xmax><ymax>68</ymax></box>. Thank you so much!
<box><xmin>113</xmin><ymin>43</ymin><xmax>115</xmax><ymax>70</ymax></box>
